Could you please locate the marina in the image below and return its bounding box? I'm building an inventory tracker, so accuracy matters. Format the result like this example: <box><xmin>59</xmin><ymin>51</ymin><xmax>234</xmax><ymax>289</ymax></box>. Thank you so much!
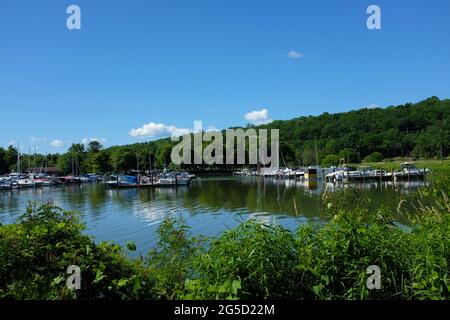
<box><xmin>0</xmin><ymin>171</ymin><xmax>196</xmax><ymax>190</ymax></box>
<box><xmin>232</xmin><ymin>162</ymin><xmax>430</xmax><ymax>182</ymax></box>
<box><xmin>1</xmin><ymin>160</ymin><xmax>429</xmax><ymax>192</ymax></box>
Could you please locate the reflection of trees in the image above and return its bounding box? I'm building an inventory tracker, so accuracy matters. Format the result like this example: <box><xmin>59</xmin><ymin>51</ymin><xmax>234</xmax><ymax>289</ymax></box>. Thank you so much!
<box><xmin>87</xmin><ymin>184</ymin><xmax>108</xmax><ymax>213</ymax></box>
<box><xmin>178</xmin><ymin>177</ymin><xmax>324</xmax><ymax>218</ymax></box>
<box><xmin>0</xmin><ymin>176</ymin><xmax>434</xmax><ymax>228</ymax></box>
<box><xmin>107</xmin><ymin>186</ymin><xmax>190</xmax><ymax>210</ymax></box>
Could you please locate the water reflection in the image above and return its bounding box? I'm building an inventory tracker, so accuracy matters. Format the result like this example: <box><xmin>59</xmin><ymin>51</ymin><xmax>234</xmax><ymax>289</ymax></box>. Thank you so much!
<box><xmin>0</xmin><ymin>176</ymin><xmax>431</xmax><ymax>254</ymax></box>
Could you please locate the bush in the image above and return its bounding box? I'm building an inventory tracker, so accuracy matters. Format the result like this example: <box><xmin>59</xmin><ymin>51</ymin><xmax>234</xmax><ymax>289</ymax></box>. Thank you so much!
<box><xmin>339</xmin><ymin>148</ymin><xmax>360</xmax><ymax>164</ymax></box>
<box><xmin>0</xmin><ymin>202</ymin><xmax>155</xmax><ymax>299</ymax></box>
<box><xmin>363</xmin><ymin>152</ymin><xmax>384</xmax><ymax>163</ymax></box>
<box><xmin>321</xmin><ymin>155</ymin><xmax>341</xmax><ymax>167</ymax></box>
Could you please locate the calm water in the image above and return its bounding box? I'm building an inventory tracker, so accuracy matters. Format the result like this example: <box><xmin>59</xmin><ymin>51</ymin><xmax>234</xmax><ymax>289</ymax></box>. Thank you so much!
<box><xmin>0</xmin><ymin>176</ymin><xmax>430</xmax><ymax>255</ymax></box>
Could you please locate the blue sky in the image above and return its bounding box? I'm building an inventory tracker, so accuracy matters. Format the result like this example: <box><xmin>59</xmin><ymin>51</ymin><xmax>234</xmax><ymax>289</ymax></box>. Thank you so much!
<box><xmin>0</xmin><ymin>0</ymin><xmax>449</xmax><ymax>153</ymax></box>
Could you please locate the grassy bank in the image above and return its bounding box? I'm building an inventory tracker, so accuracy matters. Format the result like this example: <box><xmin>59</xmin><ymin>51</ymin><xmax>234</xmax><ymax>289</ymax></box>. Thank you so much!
<box><xmin>354</xmin><ymin>159</ymin><xmax>450</xmax><ymax>172</ymax></box>
<box><xmin>0</xmin><ymin>177</ymin><xmax>449</xmax><ymax>300</ymax></box>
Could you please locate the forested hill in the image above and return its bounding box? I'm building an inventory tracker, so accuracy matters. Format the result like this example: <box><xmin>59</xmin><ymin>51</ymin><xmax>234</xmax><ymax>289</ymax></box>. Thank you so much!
<box><xmin>105</xmin><ymin>96</ymin><xmax>449</xmax><ymax>170</ymax></box>
<box><xmin>0</xmin><ymin>97</ymin><xmax>449</xmax><ymax>174</ymax></box>
<box><xmin>260</xmin><ymin>96</ymin><xmax>449</xmax><ymax>166</ymax></box>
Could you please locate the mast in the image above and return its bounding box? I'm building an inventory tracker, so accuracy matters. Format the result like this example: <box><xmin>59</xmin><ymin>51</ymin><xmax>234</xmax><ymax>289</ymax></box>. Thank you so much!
<box><xmin>136</xmin><ymin>153</ymin><xmax>139</xmax><ymax>172</ymax></box>
<box><xmin>16</xmin><ymin>142</ymin><xmax>21</xmax><ymax>174</ymax></box>
<box><xmin>28</xmin><ymin>146</ymin><xmax>31</xmax><ymax>172</ymax></box>
<box><xmin>34</xmin><ymin>146</ymin><xmax>37</xmax><ymax>168</ymax></box>
<box><xmin>149</xmin><ymin>152</ymin><xmax>153</xmax><ymax>185</ymax></box>
<box><xmin>71</xmin><ymin>150</ymin><xmax>75</xmax><ymax>176</ymax></box>
<box><xmin>149</xmin><ymin>153</ymin><xmax>152</xmax><ymax>172</ymax></box>
<box><xmin>315</xmin><ymin>138</ymin><xmax>319</xmax><ymax>167</ymax></box>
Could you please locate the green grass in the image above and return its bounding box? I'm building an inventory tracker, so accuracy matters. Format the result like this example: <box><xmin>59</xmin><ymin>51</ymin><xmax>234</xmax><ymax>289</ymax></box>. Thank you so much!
<box><xmin>351</xmin><ymin>159</ymin><xmax>450</xmax><ymax>172</ymax></box>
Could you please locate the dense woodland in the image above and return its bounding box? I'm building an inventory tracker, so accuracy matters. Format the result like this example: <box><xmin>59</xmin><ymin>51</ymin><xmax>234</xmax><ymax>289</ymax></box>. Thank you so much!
<box><xmin>0</xmin><ymin>96</ymin><xmax>448</xmax><ymax>175</ymax></box>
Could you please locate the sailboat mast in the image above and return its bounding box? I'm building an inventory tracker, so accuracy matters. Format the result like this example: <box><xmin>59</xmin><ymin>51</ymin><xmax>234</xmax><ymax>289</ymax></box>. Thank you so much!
<box><xmin>34</xmin><ymin>146</ymin><xmax>37</xmax><ymax>168</ymax></box>
<box><xmin>137</xmin><ymin>153</ymin><xmax>139</xmax><ymax>172</ymax></box>
<box><xmin>28</xmin><ymin>146</ymin><xmax>31</xmax><ymax>172</ymax></box>
<box><xmin>315</xmin><ymin>138</ymin><xmax>319</xmax><ymax>167</ymax></box>
<box><xmin>149</xmin><ymin>153</ymin><xmax>152</xmax><ymax>172</ymax></box>
<box><xmin>71</xmin><ymin>151</ymin><xmax>74</xmax><ymax>176</ymax></box>
<box><xmin>17</xmin><ymin>142</ymin><xmax>21</xmax><ymax>174</ymax></box>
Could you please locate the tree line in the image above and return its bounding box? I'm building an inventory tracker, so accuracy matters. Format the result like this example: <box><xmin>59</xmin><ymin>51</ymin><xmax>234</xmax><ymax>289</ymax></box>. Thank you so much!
<box><xmin>0</xmin><ymin>96</ymin><xmax>448</xmax><ymax>175</ymax></box>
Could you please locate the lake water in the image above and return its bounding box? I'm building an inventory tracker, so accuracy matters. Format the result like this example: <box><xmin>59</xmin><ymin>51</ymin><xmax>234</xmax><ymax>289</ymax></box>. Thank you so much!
<box><xmin>0</xmin><ymin>176</ymin><xmax>431</xmax><ymax>255</ymax></box>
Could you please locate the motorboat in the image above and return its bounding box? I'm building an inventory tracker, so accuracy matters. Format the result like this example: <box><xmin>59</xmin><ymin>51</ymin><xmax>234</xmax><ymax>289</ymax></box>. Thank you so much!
<box><xmin>106</xmin><ymin>175</ymin><xmax>138</xmax><ymax>188</ymax></box>
<box><xmin>393</xmin><ymin>162</ymin><xmax>428</xmax><ymax>180</ymax></box>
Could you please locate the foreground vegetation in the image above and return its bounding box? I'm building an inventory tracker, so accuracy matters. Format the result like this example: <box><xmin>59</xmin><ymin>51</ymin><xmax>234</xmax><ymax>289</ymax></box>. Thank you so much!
<box><xmin>0</xmin><ymin>177</ymin><xmax>449</xmax><ymax>300</ymax></box>
<box><xmin>0</xmin><ymin>96</ymin><xmax>448</xmax><ymax>175</ymax></box>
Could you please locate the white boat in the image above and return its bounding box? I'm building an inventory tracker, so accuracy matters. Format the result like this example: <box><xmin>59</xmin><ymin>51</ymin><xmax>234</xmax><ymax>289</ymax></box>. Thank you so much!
<box><xmin>106</xmin><ymin>175</ymin><xmax>138</xmax><ymax>188</ymax></box>
<box><xmin>157</xmin><ymin>176</ymin><xmax>177</xmax><ymax>186</ymax></box>
<box><xmin>393</xmin><ymin>162</ymin><xmax>428</xmax><ymax>180</ymax></box>
<box><xmin>34</xmin><ymin>177</ymin><xmax>54</xmax><ymax>186</ymax></box>
<box><xmin>18</xmin><ymin>176</ymin><xmax>35</xmax><ymax>188</ymax></box>
<box><xmin>282</xmin><ymin>168</ymin><xmax>296</xmax><ymax>178</ymax></box>
<box><xmin>326</xmin><ymin>169</ymin><xmax>347</xmax><ymax>181</ymax></box>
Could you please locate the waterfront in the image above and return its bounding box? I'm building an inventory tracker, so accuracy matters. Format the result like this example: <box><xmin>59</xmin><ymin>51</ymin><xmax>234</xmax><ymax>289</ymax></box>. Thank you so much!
<box><xmin>0</xmin><ymin>176</ymin><xmax>432</xmax><ymax>255</ymax></box>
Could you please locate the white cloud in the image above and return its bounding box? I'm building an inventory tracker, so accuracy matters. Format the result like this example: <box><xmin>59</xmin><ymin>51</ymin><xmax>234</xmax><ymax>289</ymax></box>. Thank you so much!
<box><xmin>8</xmin><ymin>140</ymin><xmax>17</xmax><ymax>146</ymax></box>
<box><xmin>244</xmin><ymin>108</ymin><xmax>273</xmax><ymax>125</ymax></box>
<box><xmin>82</xmin><ymin>137</ymin><xmax>106</xmax><ymax>144</ymax></box>
<box><xmin>364</xmin><ymin>104</ymin><xmax>380</xmax><ymax>109</ymax></box>
<box><xmin>206</xmin><ymin>125</ymin><xmax>220</xmax><ymax>132</ymax></box>
<box><xmin>129</xmin><ymin>122</ymin><xmax>191</xmax><ymax>138</ymax></box>
<box><xmin>50</xmin><ymin>139</ymin><xmax>64</xmax><ymax>148</ymax></box>
<box><xmin>286</xmin><ymin>50</ymin><xmax>303</xmax><ymax>59</ymax></box>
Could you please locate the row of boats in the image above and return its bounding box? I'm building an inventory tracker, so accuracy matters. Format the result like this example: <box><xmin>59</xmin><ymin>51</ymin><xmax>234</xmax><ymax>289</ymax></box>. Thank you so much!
<box><xmin>105</xmin><ymin>172</ymin><xmax>196</xmax><ymax>188</ymax></box>
<box><xmin>234</xmin><ymin>162</ymin><xmax>430</xmax><ymax>182</ymax></box>
<box><xmin>0</xmin><ymin>172</ymin><xmax>197</xmax><ymax>190</ymax></box>
<box><xmin>0</xmin><ymin>173</ymin><xmax>106</xmax><ymax>190</ymax></box>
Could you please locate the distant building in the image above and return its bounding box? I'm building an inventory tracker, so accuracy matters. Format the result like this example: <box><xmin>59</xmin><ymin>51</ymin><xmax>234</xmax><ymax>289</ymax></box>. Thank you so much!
<box><xmin>27</xmin><ymin>167</ymin><xmax>61</xmax><ymax>176</ymax></box>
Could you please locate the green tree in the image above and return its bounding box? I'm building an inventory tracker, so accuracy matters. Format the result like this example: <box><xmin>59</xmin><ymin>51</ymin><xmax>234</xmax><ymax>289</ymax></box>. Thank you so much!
<box><xmin>87</xmin><ymin>141</ymin><xmax>102</xmax><ymax>154</ymax></box>
<box><xmin>321</xmin><ymin>154</ymin><xmax>340</xmax><ymax>167</ymax></box>
<box><xmin>157</xmin><ymin>145</ymin><xmax>173</xmax><ymax>169</ymax></box>
<box><xmin>85</xmin><ymin>141</ymin><xmax>106</xmax><ymax>173</ymax></box>
<box><xmin>112</xmin><ymin>149</ymin><xmax>136</xmax><ymax>173</ymax></box>
<box><xmin>5</xmin><ymin>146</ymin><xmax>18</xmax><ymax>172</ymax></box>
<box><xmin>89</xmin><ymin>151</ymin><xmax>111</xmax><ymax>173</ymax></box>
<box><xmin>363</xmin><ymin>152</ymin><xmax>384</xmax><ymax>163</ymax></box>
<box><xmin>339</xmin><ymin>148</ymin><xmax>360</xmax><ymax>164</ymax></box>
<box><xmin>0</xmin><ymin>147</ymin><xmax>8</xmax><ymax>174</ymax></box>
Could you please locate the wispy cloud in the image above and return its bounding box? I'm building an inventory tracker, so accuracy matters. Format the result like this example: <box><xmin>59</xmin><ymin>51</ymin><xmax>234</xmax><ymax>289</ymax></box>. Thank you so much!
<box><xmin>244</xmin><ymin>108</ymin><xmax>273</xmax><ymax>125</ymax></box>
<box><xmin>285</xmin><ymin>50</ymin><xmax>303</xmax><ymax>59</ymax></box>
<box><xmin>50</xmin><ymin>139</ymin><xmax>64</xmax><ymax>148</ymax></box>
<box><xmin>129</xmin><ymin>122</ymin><xmax>191</xmax><ymax>138</ymax></box>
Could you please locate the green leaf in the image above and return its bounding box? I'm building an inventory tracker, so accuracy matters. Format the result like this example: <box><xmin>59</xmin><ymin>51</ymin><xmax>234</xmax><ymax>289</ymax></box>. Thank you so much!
<box><xmin>126</xmin><ymin>241</ymin><xmax>137</xmax><ymax>252</ymax></box>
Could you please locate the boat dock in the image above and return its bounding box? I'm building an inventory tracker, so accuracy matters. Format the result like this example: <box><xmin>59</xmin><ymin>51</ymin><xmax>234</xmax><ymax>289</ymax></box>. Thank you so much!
<box><xmin>232</xmin><ymin>162</ymin><xmax>430</xmax><ymax>183</ymax></box>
